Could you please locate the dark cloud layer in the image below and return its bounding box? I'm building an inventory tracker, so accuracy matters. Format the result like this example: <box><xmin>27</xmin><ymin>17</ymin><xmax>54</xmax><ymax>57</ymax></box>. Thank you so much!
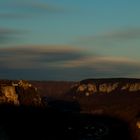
<box><xmin>0</xmin><ymin>46</ymin><xmax>140</xmax><ymax>80</ymax></box>
<box><xmin>0</xmin><ymin>62</ymin><xmax>140</xmax><ymax>81</ymax></box>
<box><xmin>0</xmin><ymin>28</ymin><xmax>26</xmax><ymax>44</ymax></box>
<box><xmin>0</xmin><ymin>46</ymin><xmax>86</xmax><ymax>69</ymax></box>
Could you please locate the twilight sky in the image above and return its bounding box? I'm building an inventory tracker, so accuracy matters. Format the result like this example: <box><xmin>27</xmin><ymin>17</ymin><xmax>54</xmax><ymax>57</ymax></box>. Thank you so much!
<box><xmin>0</xmin><ymin>0</ymin><xmax>140</xmax><ymax>81</ymax></box>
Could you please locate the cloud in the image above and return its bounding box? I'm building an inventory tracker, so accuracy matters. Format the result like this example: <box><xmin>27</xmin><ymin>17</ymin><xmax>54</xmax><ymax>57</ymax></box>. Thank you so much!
<box><xmin>76</xmin><ymin>28</ymin><xmax>140</xmax><ymax>46</ymax></box>
<box><xmin>52</xmin><ymin>55</ymin><xmax>140</xmax><ymax>76</ymax></box>
<box><xmin>0</xmin><ymin>45</ymin><xmax>140</xmax><ymax>80</ymax></box>
<box><xmin>101</xmin><ymin>28</ymin><xmax>140</xmax><ymax>39</ymax></box>
<box><xmin>55</xmin><ymin>56</ymin><xmax>139</xmax><ymax>68</ymax></box>
<box><xmin>50</xmin><ymin>56</ymin><xmax>140</xmax><ymax>80</ymax></box>
<box><xmin>0</xmin><ymin>29</ymin><xmax>17</xmax><ymax>43</ymax></box>
<box><xmin>0</xmin><ymin>28</ymin><xmax>26</xmax><ymax>44</ymax></box>
<box><xmin>0</xmin><ymin>45</ymin><xmax>86</xmax><ymax>69</ymax></box>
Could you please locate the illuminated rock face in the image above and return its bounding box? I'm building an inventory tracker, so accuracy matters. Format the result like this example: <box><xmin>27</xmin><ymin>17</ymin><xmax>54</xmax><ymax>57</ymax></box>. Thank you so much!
<box><xmin>0</xmin><ymin>80</ymin><xmax>42</xmax><ymax>106</ymax></box>
<box><xmin>71</xmin><ymin>79</ymin><xmax>140</xmax><ymax>96</ymax></box>
<box><xmin>87</xmin><ymin>84</ymin><xmax>97</xmax><ymax>93</ymax></box>
<box><xmin>76</xmin><ymin>83</ymin><xmax>97</xmax><ymax>96</ymax></box>
<box><xmin>1</xmin><ymin>86</ymin><xmax>19</xmax><ymax>105</ymax></box>
<box><xmin>77</xmin><ymin>84</ymin><xmax>87</xmax><ymax>92</ymax></box>
<box><xmin>18</xmin><ymin>80</ymin><xmax>32</xmax><ymax>89</ymax></box>
<box><xmin>73</xmin><ymin>82</ymin><xmax>119</xmax><ymax>96</ymax></box>
<box><xmin>121</xmin><ymin>83</ymin><xmax>140</xmax><ymax>92</ymax></box>
<box><xmin>99</xmin><ymin>83</ymin><xmax>118</xmax><ymax>93</ymax></box>
<box><xmin>136</xmin><ymin>121</ymin><xmax>140</xmax><ymax>129</ymax></box>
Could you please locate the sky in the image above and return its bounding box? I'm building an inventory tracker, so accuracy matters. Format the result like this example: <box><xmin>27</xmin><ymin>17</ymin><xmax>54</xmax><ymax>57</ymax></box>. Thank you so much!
<box><xmin>0</xmin><ymin>0</ymin><xmax>140</xmax><ymax>81</ymax></box>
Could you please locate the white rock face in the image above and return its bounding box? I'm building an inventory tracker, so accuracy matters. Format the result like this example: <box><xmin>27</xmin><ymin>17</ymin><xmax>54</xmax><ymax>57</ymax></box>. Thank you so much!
<box><xmin>74</xmin><ymin>82</ymin><xmax>119</xmax><ymax>96</ymax></box>
<box><xmin>1</xmin><ymin>86</ymin><xmax>19</xmax><ymax>105</ymax></box>
<box><xmin>85</xmin><ymin>92</ymin><xmax>90</xmax><ymax>96</ymax></box>
<box><xmin>0</xmin><ymin>80</ymin><xmax>41</xmax><ymax>106</ymax></box>
<box><xmin>87</xmin><ymin>84</ymin><xmax>97</xmax><ymax>93</ymax></box>
<box><xmin>121</xmin><ymin>84</ymin><xmax>130</xmax><ymax>90</ymax></box>
<box><xmin>121</xmin><ymin>83</ymin><xmax>140</xmax><ymax>92</ymax></box>
<box><xmin>72</xmin><ymin>80</ymin><xmax>140</xmax><ymax>97</ymax></box>
<box><xmin>136</xmin><ymin>121</ymin><xmax>140</xmax><ymax>129</ymax></box>
<box><xmin>18</xmin><ymin>80</ymin><xmax>32</xmax><ymax>89</ymax></box>
<box><xmin>99</xmin><ymin>83</ymin><xmax>118</xmax><ymax>93</ymax></box>
<box><xmin>129</xmin><ymin>83</ymin><xmax>140</xmax><ymax>92</ymax></box>
<box><xmin>76</xmin><ymin>83</ymin><xmax>97</xmax><ymax>96</ymax></box>
<box><xmin>77</xmin><ymin>84</ymin><xmax>87</xmax><ymax>92</ymax></box>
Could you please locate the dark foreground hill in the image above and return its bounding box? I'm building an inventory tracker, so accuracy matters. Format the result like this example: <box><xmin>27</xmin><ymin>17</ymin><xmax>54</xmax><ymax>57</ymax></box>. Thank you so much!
<box><xmin>0</xmin><ymin>78</ymin><xmax>140</xmax><ymax>139</ymax></box>
<box><xmin>0</xmin><ymin>105</ymin><xmax>132</xmax><ymax>140</ymax></box>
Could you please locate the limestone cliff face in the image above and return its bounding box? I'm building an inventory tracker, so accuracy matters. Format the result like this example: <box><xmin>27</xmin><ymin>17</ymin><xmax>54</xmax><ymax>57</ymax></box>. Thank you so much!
<box><xmin>121</xmin><ymin>83</ymin><xmax>140</xmax><ymax>92</ymax></box>
<box><xmin>76</xmin><ymin>84</ymin><xmax>97</xmax><ymax>96</ymax></box>
<box><xmin>1</xmin><ymin>86</ymin><xmax>19</xmax><ymax>105</ymax></box>
<box><xmin>70</xmin><ymin>79</ymin><xmax>140</xmax><ymax>97</ymax></box>
<box><xmin>0</xmin><ymin>80</ymin><xmax>42</xmax><ymax>106</ymax></box>
<box><xmin>99</xmin><ymin>83</ymin><xmax>118</xmax><ymax>93</ymax></box>
<box><xmin>73</xmin><ymin>82</ymin><xmax>119</xmax><ymax>96</ymax></box>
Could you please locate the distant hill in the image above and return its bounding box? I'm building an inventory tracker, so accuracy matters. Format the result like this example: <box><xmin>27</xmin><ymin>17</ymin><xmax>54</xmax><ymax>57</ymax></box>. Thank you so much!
<box><xmin>70</xmin><ymin>78</ymin><xmax>140</xmax><ymax>97</ymax></box>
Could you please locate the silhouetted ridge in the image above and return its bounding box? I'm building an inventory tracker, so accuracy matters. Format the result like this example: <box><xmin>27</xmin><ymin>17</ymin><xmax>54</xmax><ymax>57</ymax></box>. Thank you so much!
<box><xmin>80</xmin><ymin>78</ymin><xmax>140</xmax><ymax>84</ymax></box>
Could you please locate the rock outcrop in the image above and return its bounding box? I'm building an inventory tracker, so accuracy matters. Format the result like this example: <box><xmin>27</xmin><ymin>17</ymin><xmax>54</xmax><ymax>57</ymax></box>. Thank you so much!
<box><xmin>76</xmin><ymin>83</ymin><xmax>97</xmax><ymax>96</ymax></box>
<box><xmin>121</xmin><ymin>83</ymin><xmax>140</xmax><ymax>92</ymax></box>
<box><xmin>0</xmin><ymin>80</ymin><xmax>42</xmax><ymax>106</ymax></box>
<box><xmin>1</xmin><ymin>86</ymin><xmax>19</xmax><ymax>105</ymax></box>
<box><xmin>70</xmin><ymin>78</ymin><xmax>140</xmax><ymax>97</ymax></box>
<box><xmin>99</xmin><ymin>83</ymin><xmax>118</xmax><ymax>93</ymax></box>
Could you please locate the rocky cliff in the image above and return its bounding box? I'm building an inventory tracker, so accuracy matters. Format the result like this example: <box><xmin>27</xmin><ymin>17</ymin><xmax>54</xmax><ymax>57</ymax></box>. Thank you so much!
<box><xmin>0</xmin><ymin>86</ymin><xmax>19</xmax><ymax>105</ymax></box>
<box><xmin>0</xmin><ymin>80</ymin><xmax>42</xmax><ymax>106</ymax></box>
<box><xmin>70</xmin><ymin>78</ymin><xmax>140</xmax><ymax>97</ymax></box>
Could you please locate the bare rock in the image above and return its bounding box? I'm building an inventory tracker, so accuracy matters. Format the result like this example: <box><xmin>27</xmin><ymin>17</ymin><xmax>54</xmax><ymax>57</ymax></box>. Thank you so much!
<box><xmin>99</xmin><ymin>83</ymin><xmax>118</xmax><ymax>93</ymax></box>
<box><xmin>0</xmin><ymin>86</ymin><xmax>19</xmax><ymax>105</ymax></box>
<box><xmin>0</xmin><ymin>80</ymin><xmax>42</xmax><ymax>107</ymax></box>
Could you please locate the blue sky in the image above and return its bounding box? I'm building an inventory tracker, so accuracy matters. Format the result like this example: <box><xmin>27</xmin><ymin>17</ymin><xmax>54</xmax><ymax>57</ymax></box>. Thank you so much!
<box><xmin>0</xmin><ymin>0</ymin><xmax>140</xmax><ymax>81</ymax></box>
